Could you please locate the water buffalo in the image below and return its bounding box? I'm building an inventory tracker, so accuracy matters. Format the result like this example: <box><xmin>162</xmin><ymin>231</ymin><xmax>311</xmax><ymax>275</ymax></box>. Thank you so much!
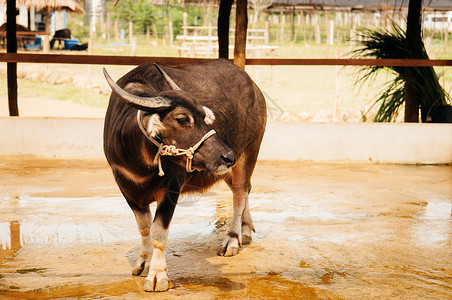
<box><xmin>103</xmin><ymin>59</ymin><xmax>267</xmax><ymax>291</ymax></box>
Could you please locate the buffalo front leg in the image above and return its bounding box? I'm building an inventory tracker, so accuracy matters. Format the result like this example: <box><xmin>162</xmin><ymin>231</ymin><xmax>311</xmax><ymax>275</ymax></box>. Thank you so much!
<box><xmin>132</xmin><ymin>209</ymin><xmax>152</xmax><ymax>276</ymax></box>
<box><xmin>144</xmin><ymin>216</ymin><xmax>171</xmax><ymax>292</ymax></box>
<box><xmin>144</xmin><ymin>183</ymin><xmax>181</xmax><ymax>292</ymax></box>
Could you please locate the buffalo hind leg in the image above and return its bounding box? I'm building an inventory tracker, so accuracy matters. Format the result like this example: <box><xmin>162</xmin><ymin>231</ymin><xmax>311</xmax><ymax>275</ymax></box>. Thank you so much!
<box><xmin>132</xmin><ymin>209</ymin><xmax>152</xmax><ymax>276</ymax></box>
<box><xmin>241</xmin><ymin>199</ymin><xmax>255</xmax><ymax>245</ymax></box>
<box><xmin>219</xmin><ymin>152</ymin><xmax>257</xmax><ymax>256</ymax></box>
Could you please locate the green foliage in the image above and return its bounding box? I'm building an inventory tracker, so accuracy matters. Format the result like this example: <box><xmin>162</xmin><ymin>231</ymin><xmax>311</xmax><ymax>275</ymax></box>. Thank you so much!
<box><xmin>353</xmin><ymin>23</ymin><xmax>451</xmax><ymax>122</ymax></box>
<box><xmin>66</xmin><ymin>13</ymin><xmax>89</xmax><ymax>40</ymax></box>
<box><xmin>109</xmin><ymin>0</ymin><xmax>203</xmax><ymax>38</ymax></box>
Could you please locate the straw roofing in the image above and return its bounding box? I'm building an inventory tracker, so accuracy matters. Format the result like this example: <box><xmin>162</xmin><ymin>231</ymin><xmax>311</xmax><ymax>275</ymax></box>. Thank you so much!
<box><xmin>7</xmin><ymin>0</ymin><xmax>84</xmax><ymax>14</ymax></box>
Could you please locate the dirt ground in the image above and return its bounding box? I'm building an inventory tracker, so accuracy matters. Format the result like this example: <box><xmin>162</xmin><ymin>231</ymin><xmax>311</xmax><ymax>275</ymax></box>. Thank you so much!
<box><xmin>0</xmin><ymin>158</ymin><xmax>451</xmax><ymax>299</ymax></box>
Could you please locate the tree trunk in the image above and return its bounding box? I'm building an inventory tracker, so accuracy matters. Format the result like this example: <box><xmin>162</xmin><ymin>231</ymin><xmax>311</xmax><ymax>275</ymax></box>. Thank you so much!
<box><xmin>6</xmin><ymin>0</ymin><xmax>18</xmax><ymax>116</ymax></box>
<box><xmin>234</xmin><ymin>0</ymin><xmax>248</xmax><ymax>69</ymax></box>
<box><xmin>218</xmin><ymin>0</ymin><xmax>233</xmax><ymax>59</ymax></box>
<box><xmin>404</xmin><ymin>0</ymin><xmax>422</xmax><ymax>122</ymax></box>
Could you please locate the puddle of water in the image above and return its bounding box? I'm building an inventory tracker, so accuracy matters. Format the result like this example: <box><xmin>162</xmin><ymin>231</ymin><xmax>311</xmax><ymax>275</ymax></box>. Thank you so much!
<box><xmin>0</xmin><ymin>220</ymin><xmax>137</xmax><ymax>251</ymax></box>
<box><xmin>413</xmin><ymin>201</ymin><xmax>451</xmax><ymax>246</ymax></box>
<box><xmin>0</xmin><ymin>279</ymin><xmax>144</xmax><ymax>299</ymax></box>
<box><xmin>245</xmin><ymin>275</ymin><xmax>331</xmax><ymax>299</ymax></box>
<box><xmin>420</xmin><ymin>202</ymin><xmax>451</xmax><ymax>220</ymax></box>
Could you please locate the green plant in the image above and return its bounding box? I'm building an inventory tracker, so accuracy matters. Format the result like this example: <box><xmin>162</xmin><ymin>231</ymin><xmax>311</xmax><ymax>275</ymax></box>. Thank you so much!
<box><xmin>353</xmin><ymin>23</ymin><xmax>450</xmax><ymax>122</ymax></box>
<box><xmin>110</xmin><ymin>0</ymin><xmax>204</xmax><ymax>38</ymax></box>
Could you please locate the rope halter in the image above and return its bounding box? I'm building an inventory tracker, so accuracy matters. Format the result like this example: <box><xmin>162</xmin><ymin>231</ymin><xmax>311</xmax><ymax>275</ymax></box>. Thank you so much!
<box><xmin>137</xmin><ymin>110</ymin><xmax>216</xmax><ymax>176</ymax></box>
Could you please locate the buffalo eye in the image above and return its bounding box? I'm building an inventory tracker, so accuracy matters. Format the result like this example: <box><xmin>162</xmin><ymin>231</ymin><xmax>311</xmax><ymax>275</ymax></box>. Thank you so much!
<box><xmin>176</xmin><ymin>117</ymin><xmax>190</xmax><ymax>126</ymax></box>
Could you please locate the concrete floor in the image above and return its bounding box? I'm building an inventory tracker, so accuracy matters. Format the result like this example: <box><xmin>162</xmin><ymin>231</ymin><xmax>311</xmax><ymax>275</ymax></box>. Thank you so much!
<box><xmin>0</xmin><ymin>158</ymin><xmax>451</xmax><ymax>299</ymax></box>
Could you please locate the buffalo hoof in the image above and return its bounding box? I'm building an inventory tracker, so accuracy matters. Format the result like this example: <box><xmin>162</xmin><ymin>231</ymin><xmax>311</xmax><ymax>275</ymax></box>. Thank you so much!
<box><xmin>242</xmin><ymin>224</ymin><xmax>253</xmax><ymax>245</ymax></box>
<box><xmin>242</xmin><ymin>234</ymin><xmax>252</xmax><ymax>245</ymax></box>
<box><xmin>144</xmin><ymin>270</ymin><xmax>172</xmax><ymax>292</ymax></box>
<box><xmin>132</xmin><ymin>260</ymin><xmax>149</xmax><ymax>277</ymax></box>
<box><xmin>218</xmin><ymin>235</ymin><xmax>240</xmax><ymax>257</ymax></box>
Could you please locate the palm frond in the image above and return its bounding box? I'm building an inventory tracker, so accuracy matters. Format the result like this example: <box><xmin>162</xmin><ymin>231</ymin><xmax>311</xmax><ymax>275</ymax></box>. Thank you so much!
<box><xmin>352</xmin><ymin>22</ymin><xmax>451</xmax><ymax>122</ymax></box>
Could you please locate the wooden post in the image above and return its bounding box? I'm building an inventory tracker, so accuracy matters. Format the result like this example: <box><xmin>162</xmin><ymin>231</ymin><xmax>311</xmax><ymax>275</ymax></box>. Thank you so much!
<box><xmin>405</xmin><ymin>0</ymin><xmax>422</xmax><ymax>122</ymax></box>
<box><xmin>146</xmin><ymin>24</ymin><xmax>150</xmax><ymax>45</ymax></box>
<box><xmin>129</xmin><ymin>21</ymin><xmax>133</xmax><ymax>45</ymax></box>
<box><xmin>444</xmin><ymin>12</ymin><xmax>448</xmax><ymax>52</ymax></box>
<box><xmin>314</xmin><ymin>13</ymin><xmax>321</xmax><ymax>45</ymax></box>
<box><xmin>280</xmin><ymin>9</ymin><xmax>284</xmax><ymax>46</ymax></box>
<box><xmin>100</xmin><ymin>10</ymin><xmax>105</xmax><ymax>39</ymax></box>
<box><xmin>234</xmin><ymin>0</ymin><xmax>248</xmax><ymax>69</ymax></box>
<box><xmin>183</xmin><ymin>10</ymin><xmax>188</xmax><ymax>38</ymax></box>
<box><xmin>153</xmin><ymin>22</ymin><xmax>158</xmax><ymax>42</ymax></box>
<box><xmin>168</xmin><ymin>14</ymin><xmax>174</xmax><ymax>47</ymax></box>
<box><xmin>265</xmin><ymin>20</ymin><xmax>269</xmax><ymax>45</ymax></box>
<box><xmin>218</xmin><ymin>0</ymin><xmax>233</xmax><ymax>59</ymax></box>
<box><xmin>290</xmin><ymin>6</ymin><xmax>295</xmax><ymax>42</ymax></box>
<box><xmin>131</xmin><ymin>38</ymin><xmax>137</xmax><ymax>56</ymax></box>
<box><xmin>88</xmin><ymin>19</ymin><xmax>94</xmax><ymax>81</ymax></box>
<box><xmin>325</xmin><ymin>11</ymin><xmax>330</xmax><ymax>45</ymax></box>
<box><xmin>299</xmin><ymin>10</ymin><xmax>304</xmax><ymax>43</ymax></box>
<box><xmin>6</xmin><ymin>0</ymin><xmax>18</xmax><ymax>116</ymax></box>
<box><xmin>106</xmin><ymin>12</ymin><xmax>111</xmax><ymax>43</ymax></box>
<box><xmin>114</xmin><ymin>18</ymin><xmax>119</xmax><ymax>53</ymax></box>
<box><xmin>208</xmin><ymin>22</ymin><xmax>213</xmax><ymax>57</ymax></box>
<box><xmin>334</xmin><ymin>51</ymin><xmax>343</xmax><ymax>122</ymax></box>
<box><xmin>329</xmin><ymin>20</ymin><xmax>334</xmax><ymax>45</ymax></box>
<box><xmin>43</xmin><ymin>8</ymin><xmax>50</xmax><ymax>53</ymax></box>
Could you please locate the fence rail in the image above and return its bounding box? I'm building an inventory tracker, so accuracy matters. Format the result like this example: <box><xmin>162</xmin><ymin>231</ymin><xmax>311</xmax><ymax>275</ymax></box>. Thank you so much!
<box><xmin>1</xmin><ymin>53</ymin><xmax>452</xmax><ymax>67</ymax></box>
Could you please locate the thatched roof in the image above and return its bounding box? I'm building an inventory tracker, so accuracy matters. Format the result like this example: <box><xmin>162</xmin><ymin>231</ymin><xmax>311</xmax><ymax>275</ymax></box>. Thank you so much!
<box><xmin>6</xmin><ymin>0</ymin><xmax>85</xmax><ymax>14</ymax></box>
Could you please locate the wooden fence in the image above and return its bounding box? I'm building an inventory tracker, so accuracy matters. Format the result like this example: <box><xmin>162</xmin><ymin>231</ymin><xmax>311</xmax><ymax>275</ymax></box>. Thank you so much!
<box><xmin>2</xmin><ymin>53</ymin><xmax>452</xmax><ymax>66</ymax></box>
<box><xmin>1</xmin><ymin>53</ymin><xmax>452</xmax><ymax>117</ymax></box>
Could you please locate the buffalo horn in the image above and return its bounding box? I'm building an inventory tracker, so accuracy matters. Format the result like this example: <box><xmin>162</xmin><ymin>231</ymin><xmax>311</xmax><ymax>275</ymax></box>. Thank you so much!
<box><xmin>103</xmin><ymin>68</ymin><xmax>172</xmax><ymax>110</ymax></box>
<box><xmin>154</xmin><ymin>63</ymin><xmax>182</xmax><ymax>91</ymax></box>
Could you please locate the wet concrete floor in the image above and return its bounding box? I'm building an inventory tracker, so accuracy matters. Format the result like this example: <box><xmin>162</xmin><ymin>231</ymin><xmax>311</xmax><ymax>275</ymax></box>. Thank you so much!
<box><xmin>0</xmin><ymin>158</ymin><xmax>451</xmax><ymax>299</ymax></box>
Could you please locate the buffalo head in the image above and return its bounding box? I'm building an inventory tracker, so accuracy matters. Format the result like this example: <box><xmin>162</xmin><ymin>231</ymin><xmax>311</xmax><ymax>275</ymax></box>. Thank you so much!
<box><xmin>103</xmin><ymin>65</ymin><xmax>236</xmax><ymax>175</ymax></box>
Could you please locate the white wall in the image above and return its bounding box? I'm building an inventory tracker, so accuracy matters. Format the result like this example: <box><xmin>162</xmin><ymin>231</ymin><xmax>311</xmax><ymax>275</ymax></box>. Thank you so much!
<box><xmin>0</xmin><ymin>117</ymin><xmax>451</xmax><ymax>164</ymax></box>
<box><xmin>259</xmin><ymin>122</ymin><xmax>452</xmax><ymax>164</ymax></box>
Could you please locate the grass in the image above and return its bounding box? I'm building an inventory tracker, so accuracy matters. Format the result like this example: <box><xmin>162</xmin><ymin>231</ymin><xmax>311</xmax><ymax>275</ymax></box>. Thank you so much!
<box><xmin>0</xmin><ymin>73</ymin><xmax>109</xmax><ymax>107</ymax></box>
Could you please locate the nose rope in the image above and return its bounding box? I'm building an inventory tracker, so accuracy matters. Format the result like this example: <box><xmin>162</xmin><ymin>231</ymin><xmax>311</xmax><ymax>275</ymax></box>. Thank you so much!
<box><xmin>137</xmin><ymin>111</ymin><xmax>216</xmax><ymax>176</ymax></box>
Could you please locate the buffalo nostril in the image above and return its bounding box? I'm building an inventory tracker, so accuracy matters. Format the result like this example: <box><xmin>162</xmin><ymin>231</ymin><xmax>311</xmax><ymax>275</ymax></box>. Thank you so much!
<box><xmin>221</xmin><ymin>151</ymin><xmax>236</xmax><ymax>168</ymax></box>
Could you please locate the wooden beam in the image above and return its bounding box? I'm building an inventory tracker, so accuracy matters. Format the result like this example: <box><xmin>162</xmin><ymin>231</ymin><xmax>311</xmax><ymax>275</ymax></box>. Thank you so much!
<box><xmin>2</xmin><ymin>54</ymin><xmax>452</xmax><ymax>67</ymax></box>
<box><xmin>243</xmin><ymin>58</ymin><xmax>452</xmax><ymax>66</ymax></box>
<box><xmin>234</xmin><ymin>0</ymin><xmax>248</xmax><ymax>69</ymax></box>
<box><xmin>6</xmin><ymin>0</ymin><xmax>18</xmax><ymax>117</ymax></box>
<box><xmin>0</xmin><ymin>54</ymin><xmax>211</xmax><ymax>65</ymax></box>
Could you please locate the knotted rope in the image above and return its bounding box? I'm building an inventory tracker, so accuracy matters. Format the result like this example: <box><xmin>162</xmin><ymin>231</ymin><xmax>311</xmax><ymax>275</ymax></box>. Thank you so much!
<box><xmin>137</xmin><ymin>111</ymin><xmax>216</xmax><ymax>176</ymax></box>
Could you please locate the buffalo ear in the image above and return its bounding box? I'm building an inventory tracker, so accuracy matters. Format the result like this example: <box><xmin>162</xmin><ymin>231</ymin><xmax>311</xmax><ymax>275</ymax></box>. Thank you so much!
<box><xmin>103</xmin><ymin>68</ymin><xmax>172</xmax><ymax>111</ymax></box>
